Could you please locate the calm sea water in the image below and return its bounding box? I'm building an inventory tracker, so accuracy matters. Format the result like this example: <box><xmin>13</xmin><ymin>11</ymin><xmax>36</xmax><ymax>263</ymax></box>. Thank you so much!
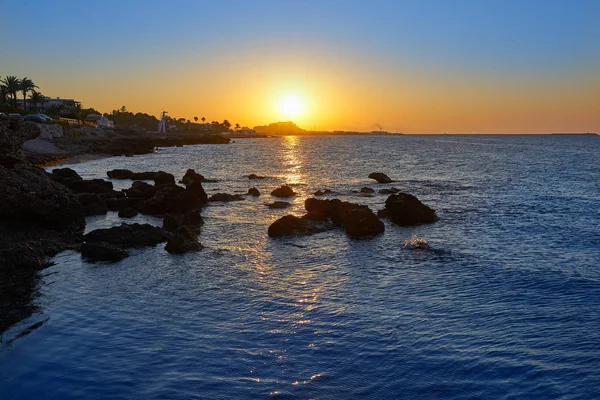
<box><xmin>2</xmin><ymin>135</ymin><xmax>600</xmax><ymax>399</ymax></box>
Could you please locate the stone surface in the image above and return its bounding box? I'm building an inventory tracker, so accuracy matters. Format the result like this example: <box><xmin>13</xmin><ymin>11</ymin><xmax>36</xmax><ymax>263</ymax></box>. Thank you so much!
<box><xmin>271</xmin><ymin>185</ymin><xmax>295</xmax><ymax>198</ymax></box>
<box><xmin>247</xmin><ymin>187</ymin><xmax>260</xmax><ymax>197</ymax></box>
<box><xmin>209</xmin><ymin>193</ymin><xmax>245</xmax><ymax>202</ymax></box>
<box><xmin>368</xmin><ymin>172</ymin><xmax>394</xmax><ymax>183</ymax></box>
<box><xmin>384</xmin><ymin>193</ymin><xmax>438</xmax><ymax>226</ymax></box>
<box><xmin>84</xmin><ymin>223</ymin><xmax>170</xmax><ymax>248</ymax></box>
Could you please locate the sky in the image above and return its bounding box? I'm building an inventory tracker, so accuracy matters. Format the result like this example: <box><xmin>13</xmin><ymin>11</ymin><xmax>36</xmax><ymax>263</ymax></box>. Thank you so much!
<box><xmin>1</xmin><ymin>0</ymin><xmax>599</xmax><ymax>133</ymax></box>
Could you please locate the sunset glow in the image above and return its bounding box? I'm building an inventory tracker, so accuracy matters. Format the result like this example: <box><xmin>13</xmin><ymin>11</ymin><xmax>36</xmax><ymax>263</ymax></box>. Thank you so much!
<box><xmin>278</xmin><ymin>95</ymin><xmax>305</xmax><ymax>120</ymax></box>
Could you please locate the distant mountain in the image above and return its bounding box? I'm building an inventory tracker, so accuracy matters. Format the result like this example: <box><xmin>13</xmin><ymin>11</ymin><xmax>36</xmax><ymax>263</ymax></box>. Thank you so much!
<box><xmin>253</xmin><ymin>121</ymin><xmax>306</xmax><ymax>135</ymax></box>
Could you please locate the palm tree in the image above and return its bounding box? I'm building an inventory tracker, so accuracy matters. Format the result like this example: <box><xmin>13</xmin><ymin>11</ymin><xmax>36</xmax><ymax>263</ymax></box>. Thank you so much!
<box><xmin>235</xmin><ymin>123</ymin><xmax>240</xmax><ymax>130</ymax></box>
<box><xmin>201</xmin><ymin>117</ymin><xmax>205</xmax><ymax>123</ymax></box>
<box><xmin>28</xmin><ymin>90</ymin><xmax>44</xmax><ymax>112</ymax></box>
<box><xmin>1</xmin><ymin>76</ymin><xmax>20</xmax><ymax>111</ymax></box>
<box><xmin>194</xmin><ymin>116</ymin><xmax>198</xmax><ymax>123</ymax></box>
<box><xmin>74</xmin><ymin>102</ymin><xmax>84</xmax><ymax>124</ymax></box>
<box><xmin>19</xmin><ymin>77</ymin><xmax>37</xmax><ymax>112</ymax></box>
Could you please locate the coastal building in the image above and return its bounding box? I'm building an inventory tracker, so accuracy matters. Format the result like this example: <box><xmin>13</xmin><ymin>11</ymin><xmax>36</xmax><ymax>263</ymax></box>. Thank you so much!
<box><xmin>17</xmin><ymin>96</ymin><xmax>79</xmax><ymax>114</ymax></box>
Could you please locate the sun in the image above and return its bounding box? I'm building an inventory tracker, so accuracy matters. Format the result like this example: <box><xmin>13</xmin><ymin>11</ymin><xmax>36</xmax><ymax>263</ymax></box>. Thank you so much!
<box><xmin>279</xmin><ymin>94</ymin><xmax>304</xmax><ymax>119</ymax></box>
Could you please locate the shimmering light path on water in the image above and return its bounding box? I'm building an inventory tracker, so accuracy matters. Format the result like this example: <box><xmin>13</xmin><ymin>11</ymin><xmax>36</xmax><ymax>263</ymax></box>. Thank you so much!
<box><xmin>2</xmin><ymin>135</ymin><xmax>600</xmax><ymax>399</ymax></box>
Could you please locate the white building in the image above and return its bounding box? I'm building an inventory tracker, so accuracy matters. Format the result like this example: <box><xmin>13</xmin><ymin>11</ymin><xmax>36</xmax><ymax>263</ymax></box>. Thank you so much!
<box><xmin>16</xmin><ymin>96</ymin><xmax>79</xmax><ymax>113</ymax></box>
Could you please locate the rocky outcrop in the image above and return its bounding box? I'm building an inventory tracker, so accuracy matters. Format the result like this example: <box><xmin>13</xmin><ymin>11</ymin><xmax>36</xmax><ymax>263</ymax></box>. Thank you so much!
<box><xmin>180</xmin><ymin>169</ymin><xmax>216</xmax><ymax>184</ymax></box>
<box><xmin>80</xmin><ymin>241</ymin><xmax>128</xmax><ymax>262</ymax></box>
<box><xmin>137</xmin><ymin>181</ymin><xmax>207</xmax><ymax>215</ymax></box>
<box><xmin>368</xmin><ymin>172</ymin><xmax>394</xmax><ymax>183</ymax></box>
<box><xmin>267</xmin><ymin>215</ymin><xmax>334</xmax><ymax>237</ymax></box>
<box><xmin>123</xmin><ymin>181</ymin><xmax>156</xmax><ymax>199</ymax></box>
<box><xmin>165</xmin><ymin>227</ymin><xmax>202</xmax><ymax>254</ymax></box>
<box><xmin>247</xmin><ymin>187</ymin><xmax>260</xmax><ymax>197</ymax></box>
<box><xmin>379</xmin><ymin>187</ymin><xmax>400</xmax><ymax>195</ymax></box>
<box><xmin>37</xmin><ymin>124</ymin><xmax>64</xmax><ymax>140</ymax></box>
<box><xmin>118</xmin><ymin>208</ymin><xmax>138</xmax><ymax>218</ymax></box>
<box><xmin>78</xmin><ymin>193</ymin><xmax>108</xmax><ymax>216</ymax></box>
<box><xmin>359</xmin><ymin>187</ymin><xmax>374</xmax><ymax>193</ymax></box>
<box><xmin>0</xmin><ymin>120</ymin><xmax>40</xmax><ymax>157</ymax></box>
<box><xmin>271</xmin><ymin>185</ymin><xmax>295</xmax><ymax>198</ymax></box>
<box><xmin>314</xmin><ymin>189</ymin><xmax>333</xmax><ymax>196</ymax></box>
<box><xmin>84</xmin><ymin>223</ymin><xmax>170</xmax><ymax>248</ymax></box>
<box><xmin>107</xmin><ymin>169</ymin><xmax>157</xmax><ymax>180</ymax></box>
<box><xmin>304</xmin><ymin>198</ymin><xmax>385</xmax><ymax>238</ymax></box>
<box><xmin>209</xmin><ymin>193</ymin><xmax>245</xmax><ymax>202</ymax></box>
<box><xmin>383</xmin><ymin>193</ymin><xmax>438</xmax><ymax>225</ymax></box>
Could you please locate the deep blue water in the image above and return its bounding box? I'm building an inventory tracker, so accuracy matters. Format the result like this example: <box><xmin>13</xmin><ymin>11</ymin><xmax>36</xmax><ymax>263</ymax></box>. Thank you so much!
<box><xmin>2</xmin><ymin>135</ymin><xmax>600</xmax><ymax>399</ymax></box>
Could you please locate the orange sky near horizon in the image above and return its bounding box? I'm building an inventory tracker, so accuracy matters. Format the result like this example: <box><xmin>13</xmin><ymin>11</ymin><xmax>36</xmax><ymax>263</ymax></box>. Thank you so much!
<box><xmin>3</xmin><ymin>1</ymin><xmax>599</xmax><ymax>134</ymax></box>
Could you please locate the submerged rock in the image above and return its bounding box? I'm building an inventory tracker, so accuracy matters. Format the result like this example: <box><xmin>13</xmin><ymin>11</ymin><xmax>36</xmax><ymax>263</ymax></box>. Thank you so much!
<box><xmin>368</xmin><ymin>172</ymin><xmax>394</xmax><ymax>183</ymax></box>
<box><xmin>268</xmin><ymin>215</ymin><xmax>334</xmax><ymax>237</ymax></box>
<box><xmin>271</xmin><ymin>185</ymin><xmax>295</xmax><ymax>198</ymax></box>
<box><xmin>384</xmin><ymin>193</ymin><xmax>438</xmax><ymax>226</ymax></box>
<box><xmin>81</xmin><ymin>241</ymin><xmax>128</xmax><ymax>262</ymax></box>
<box><xmin>247</xmin><ymin>187</ymin><xmax>260</xmax><ymax>197</ymax></box>
<box><xmin>248</xmin><ymin>173</ymin><xmax>265</xmax><ymax>180</ymax></box>
<box><xmin>209</xmin><ymin>193</ymin><xmax>245</xmax><ymax>202</ymax></box>
<box><xmin>379</xmin><ymin>187</ymin><xmax>400</xmax><ymax>195</ymax></box>
<box><xmin>268</xmin><ymin>201</ymin><xmax>291</xmax><ymax>209</ymax></box>
<box><xmin>360</xmin><ymin>187</ymin><xmax>375</xmax><ymax>193</ymax></box>
<box><xmin>314</xmin><ymin>189</ymin><xmax>334</xmax><ymax>196</ymax></box>
<box><xmin>84</xmin><ymin>223</ymin><xmax>170</xmax><ymax>248</ymax></box>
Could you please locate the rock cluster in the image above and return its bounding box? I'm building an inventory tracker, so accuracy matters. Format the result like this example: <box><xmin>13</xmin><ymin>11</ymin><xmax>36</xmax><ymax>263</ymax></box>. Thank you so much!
<box><xmin>379</xmin><ymin>193</ymin><xmax>438</xmax><ymax>225</ymax></box>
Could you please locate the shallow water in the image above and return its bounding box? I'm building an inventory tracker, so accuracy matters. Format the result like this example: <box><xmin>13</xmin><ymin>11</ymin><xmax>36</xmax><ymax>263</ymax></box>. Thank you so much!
<box><xmin>2</xmin><ymin>135</ymin><xmax>600</xmax><ymax>399</ymax></box>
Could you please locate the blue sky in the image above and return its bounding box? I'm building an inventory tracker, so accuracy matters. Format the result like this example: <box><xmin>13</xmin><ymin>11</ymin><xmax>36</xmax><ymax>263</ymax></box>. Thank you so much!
<box><xmin>1</xmin><ymin>0</ymin><xmax>599</xmax><ymax>132</ymax></box>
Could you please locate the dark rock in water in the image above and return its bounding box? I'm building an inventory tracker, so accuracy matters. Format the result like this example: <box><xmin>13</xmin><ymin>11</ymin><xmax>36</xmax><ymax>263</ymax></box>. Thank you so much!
<box><xmin>165</xmin><ymin>234</ymin><xmax>202</xmax><ymax>254</ymax></box>
<box><xmin>360</xmin><ymin>187</ymin><xmax>375</xmax><ymax>193</ymax></box>
<box><xmin>248</xmin><ymin>173</ymin><xmax>265</xmax><ymax>180</ymax></box>
<box><xmin>384</xmin><ymin>193</ymin><xmax>438</xmax><ymax>225</ymax></box>
<box><xmin>268</xmin><ymin>215</ymin><xmax>334</xmax><ymax>237</ymax></box>
<box><xmin>118</xmin><ymin>208</ymin><xmax>138</xmax><ymax>218</ymax></box>
<box><xmin>84</xmin><ymin>223</ymin><xmax>170</xmax><ymax>248</ymax></box>
<box><xmin>271</xmin><ymin>185</ymin><xmax>295</xmax><ymax>198</ymax></box>
<box><xmin>368</xmin><ymin>172</ymin><xmax>394</xmax><ymax>183</ymax></box>
<box><xmin>379</xmin><ymin>187</ymin><xmax>400</xmax><ymax>195</ymax></box>
<box><xmin>107</xmin><ymin>169</ymin><xmax>155</xmax><ymax>180</ymax></box>
<box><xmin>180</xmin><ymin>169</ymin><xmax>217</xmax><ymax>184</ymax></box>
<box><xmin>106</xmin><ymin>197</ymin><xmax>141</xmax><ymax>211</ymax></box>
<box><xmin>304</xmin><ymin>197</ymin><xmax>384</xmax><ymax>238</ymax></box>
<box><xmin>124</xmin><ymin>181</ymin><xmax>156</xmax><ymax>200</ymax></box>
<box><xmin>163</xmin><ymin>215</ymin><xmax>183</xmax><ymax>232</ymax></box>
<box><xmin>302</xmin><ymin>211</ymin><xmax>328</xmax><ymax>221</ymax></box>
<box><xmin>209</xmin><ymin>193</ymin><xmax>245</xmax><ymax>202</ymax></box>
<box><xmin>247</xmin><ymin>187</ymin><xmax>260</xmax><ymax>197</ymax></box>
<box><xmin>52</xmin><ymin>168</ymin><xmax>81</xmax><ymax>180</ymax></box>
<box><xmin>153</xmin><ymin>171</ymin><xmax>175</xmax><ymax>187</ymax></box>
<box><xmin>81</xmin><ymin>241</ymin><xmax>128</xmax><ymax>262</ymax></box>
<box><xmin>78</xmin><ymin>193</ymin><xmax>108</xmax><ymax>216</ymax></box>
<box><xmin>377</xmin><ymin>209</ymin><xmax>390</xmax><ymax>219</ymax></box>
<box><xmin>0</xmin><ymin>166</ymin><xmax>85</xmax><ymax>232</ymax></box>
<box><xmin>51</xmin><ymin>175</ymin><xmax>114</xmax><ymax>194</ymax></box>
<box><xmin>184</xmin><ymin>210</ymin><xmax>204</xmax><ymax>227</ymax></box>
<box><xmin>99</xmin><ymin>190</ymin><xmax>126</xmax><ymax>200</ymax></box>
<box><xmin>268</xmin><ymin>201</ymin><xmax>291</xmax><ymax>209</ymax></box>
<box><xmin>137</xmin><ymin>181</ymin><xmax>207</xmax><ymax>215</ymax></box>
<box><xmin>314</xmin><ymin>189</ymin><xmax>334</xmax><ymax>196</ymax></box>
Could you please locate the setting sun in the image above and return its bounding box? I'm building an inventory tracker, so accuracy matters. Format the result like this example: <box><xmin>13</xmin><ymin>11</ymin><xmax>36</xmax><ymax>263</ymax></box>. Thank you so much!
<box><xmin>279</xmin><ymin>94</ymin><xmax>305</xmax><ymax>119</ymax></box>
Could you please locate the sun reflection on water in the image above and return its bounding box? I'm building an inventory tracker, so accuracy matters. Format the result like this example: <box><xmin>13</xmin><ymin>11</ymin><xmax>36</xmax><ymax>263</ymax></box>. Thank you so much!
<box><xmin>280</xmin><ymin>135</ymin><xmax>303</xmax><ymax>185</ymax></box>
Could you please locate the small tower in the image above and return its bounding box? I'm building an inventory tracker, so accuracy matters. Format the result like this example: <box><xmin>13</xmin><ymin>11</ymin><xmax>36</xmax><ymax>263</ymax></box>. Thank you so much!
<box><xmin>157</xmin><ymin>111</ymin><xmax>168</xmax><ymax>134</ymax></box>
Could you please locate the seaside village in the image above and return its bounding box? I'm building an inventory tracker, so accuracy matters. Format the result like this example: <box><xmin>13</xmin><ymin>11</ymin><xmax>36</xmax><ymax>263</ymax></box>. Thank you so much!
<box><xmin>0</xmin><ymin>75</ymin><xmax>257</xmax><ymax>137</ymax></box>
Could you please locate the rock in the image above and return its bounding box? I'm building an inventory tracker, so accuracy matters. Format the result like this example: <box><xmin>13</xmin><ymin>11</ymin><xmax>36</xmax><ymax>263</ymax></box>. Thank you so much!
<box><xmin>268</xmin><ymin>201</ymin><xmax>291</xmax><ymax>209</ymax></box>
<box><xmin>106</xmin><ymin>197</ymin><xmax>141</xmax><ymax>211</ymax></box>
<box><xmin>99</xmin><ymin>190</ymin><xmax>126</xmax><ymax>200</ymax></box>
<box><xmin>81</xmin><ymin>241</ymin><xmax>128</xmax><ymax>262</ymax></box>
<box><xmin>368</xmin><ymin>172</ymin><xmax>394</xmax><ymax>184</ymax></box>
<box><xmin>162</xmin><ymin>215</ymin><xmax>183</xmax><ymax>232</ymax></box>
<box><xmin>301</xmin><ymin>212</ymin><xmax>328</xmax><ymax>221</ymax></box>
<box><xmin>0</xmin><ymin>166</ymin><xmax>85</xmax><ymax>232</ymax></box>
<box><xmin>51</xmin><ymin>175</ymin><xmax>114</xmax><ymax>194</ymax></box>
<box><xmin>379</xmin><ymin>187</ymin><xmax>400</xmax><ymax>195</ymax></box>
<box><xmin>304</xmin><ymin>197</ymin><xmax>384</xmax><ymax>238</ymax></box>
<box><xmin>271</xmin><ymin>185</ymin><xmax>295</xmax><ymax>198</ymax></box>
<box><xmin>118</xmin><ymin>208</ymin><xmax>138</xmax><ymax>218</ymax></box>
<box><xmin>153</xmin><ymin>171</ymin><xmax>175</xmax><ymax>187</ymax></box>
<box><xmin>247</xmin><ymin>187</ymin><xmax>260</xmax><ymax>197</ymax></box>
<box><xmin>22</xmin><ymin>139</ymin><xmax>65</xmax><ymax>155</ymax></box>
<box><xmin>248</xmin><ymin>174</ymin><xmax>265</xmax><ymax>180</ymax></box>
<box><xmin>165</xmin><ymin>233</ymin><xmax>202</xmax><ymax>254</ymax></box>
<box><xmin>106</xmin><ymin>169</ymin><xmax>170</xmax><ymax>181</ymax></box>
<box><xmin>314</xmin><ymin>189</ymin><xmax>333</xmax><ymax>196</ymax></box>
<box><xmin>181</xmin><ymin>169</ymin><xmax>204</xmax><ymax>185</ymax></box>
<box><xmin>37</xmin><ymin>124</ymin><xmax>63</xmax><ymax>140</ymax></box>
<box><xmin>360</xmin><ymin>187</ymin><xmax>375</xmax><ymax>193</ymax></box>
<box><xmin>52</xmin><ymin>168</ymin><xmax>81</xmax><ymax>180</ymax></box>
<box><xmin>84</xmin><ymin>223</ymin><xmax>170</xmax><ymax>248</ymax></box>
<box><xmin>184</xmin><ymin>211</ymin><xmax>204</xmax><ymax>227</ymax></box>
<box><xmin>123</xmin><ymin>181</ymin><xmax>156</xmax><ymax>199</ymax></box>
<box><xmin>0</xmin><ymin>120</ymin><xmax>39</xmax><ymax>157</ymax></box>
<box><xmin>78</xmin><ymin>193</ymin><xmax>108</xmax><ymax>216</ymax></box>
<box><xmin>107</xmin><ymin>169</ymin><xmax>137</xmax><ymax>179</ymax></box>
<box><xmin>137</xmin><ymin>181</ymin><xmax>207</xmax><ymax>215</ymax></box>
<box><xmin>209</xmin><ymin>193</ymin><xmax>245</xmax><ymax>202</ymax></box>
<box><xmin>384</xmin><ymin>193</ymin><xmax>438</xmax><ymax>225</ymax></box>
<box><xmin>268</xmin><ymin>215</ymin><xmax>334</xmax><ymax>237</ymax></box>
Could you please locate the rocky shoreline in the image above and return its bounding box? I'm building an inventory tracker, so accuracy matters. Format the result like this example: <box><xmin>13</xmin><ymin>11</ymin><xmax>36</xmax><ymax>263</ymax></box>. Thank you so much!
<box><xmin>1</xmin><ymin>120</ymin><xmax>439</xmax><ymax>334</ymax></box>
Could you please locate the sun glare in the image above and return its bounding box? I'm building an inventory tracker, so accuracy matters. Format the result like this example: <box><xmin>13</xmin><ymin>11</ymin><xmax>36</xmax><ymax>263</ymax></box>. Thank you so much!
<box><xmin>279</xmin><ymin>94</ymin><xmax>304</xmax><ymax>119</ymax></box>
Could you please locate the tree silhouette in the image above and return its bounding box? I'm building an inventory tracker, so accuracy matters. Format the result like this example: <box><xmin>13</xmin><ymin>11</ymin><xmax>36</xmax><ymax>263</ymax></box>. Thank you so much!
<box><xmin>201</xmin><ymin>117</ymin><xmax>205</xmax><ymax>123</ymax></box>
<box><xmin>19</xmin><ymin>77</ymin><xmax>37</xmax><ymax>112</ymax></box>
<box><xmin>222</xmin><ymin>119</ymin><xmax>231</xmax><ymax>130</ymax></box>
<box><xmin>28</xmin><ymin>90</ymin><xmax>44</xmax><ymax>112</ymax></box>
<box><xmin>194</xmin><ymin>116</ymin><xmax>198</xmax><ymax>123</ymax></box>
<box><xmin>235</xmin><ymin>123</ymin><xmax>240</xmax><ymax>130</ymax></box>
<box><xmin>1</xmin><ymin>76</ymin><xmax>20</xmax><ymax>111</ymax></box>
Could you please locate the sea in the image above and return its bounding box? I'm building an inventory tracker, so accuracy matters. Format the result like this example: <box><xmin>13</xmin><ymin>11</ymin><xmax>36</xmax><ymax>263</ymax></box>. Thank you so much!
<box><xmin>1</xmin><ymin>134</ymin><xmax>600</xmax><ymax>399</ymax></box>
